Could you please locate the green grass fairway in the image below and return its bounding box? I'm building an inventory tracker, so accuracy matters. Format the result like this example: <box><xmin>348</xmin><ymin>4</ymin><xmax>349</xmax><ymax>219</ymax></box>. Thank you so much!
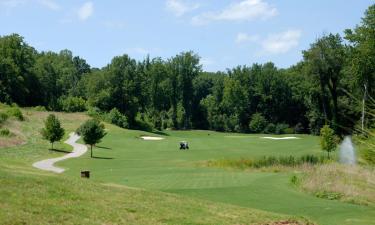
<box><xmin>2</xmin><ymin>111</ymin><xmax>307</xmax><ymax>225</ymax></box>
<box><xmin>60</xmin><ymin>125</ymin><xmax>375</xmax><ymax>225</ymax></box>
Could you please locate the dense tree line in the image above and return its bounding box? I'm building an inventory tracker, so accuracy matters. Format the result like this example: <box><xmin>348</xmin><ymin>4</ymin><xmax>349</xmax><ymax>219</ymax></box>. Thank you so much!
<box><xmin>0</xmin><ymin>4</ymin><xmax>374</xmax><ymax>135</ymax></box>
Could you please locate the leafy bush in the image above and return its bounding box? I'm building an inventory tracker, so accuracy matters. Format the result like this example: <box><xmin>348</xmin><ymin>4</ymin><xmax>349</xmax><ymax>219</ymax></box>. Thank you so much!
<box><xmin>87</xmin><ymin>107</ymin><xmax>102</xmax><ymax>118</ymax></box>
<box><xmin>294</xmin><ymin>123</ymin><xmax>304</xmax><ymax>134</ymax></box>
<box><xmin>275</xmin><ymin>123</ymin><xmax>289</xmax><ymax>134</ymax></box>
<box><xmin>0</xmin><ymin>128</ymin><xmax>11</xmax><ymax>136</ymax></box>
<box><xmin>0</xmin><ymin>112</ymin><xmax>9</xmax><ymax>124</ymax></box>
<box><xmin>105</xmin><ymin>108</ymin><xmax>128</xmax><ymax>128</ymax></box>
<box><xmin>135</xmin><ymin>113</ymin><xmax>154</xmax><ymax>132</ymax></box>
<box><xmin>60</xmin><ymin>96</ymin><xmax>87</xmax><ymax>112</ymax></box>
<box><xmin>34</xmin><ymin>106</ymin><xmax>47</xmax><ymax>111</ymax></box>
<box><xmin>290</xmin><ymin>175</ymin><xmax>299</xmax><ymax>185</ymax></box>
<box><xmin>6</xmin><ymin>107</ymin><xmax>24</xmax><ymax>121</ymax></box>
<box><xmin>284</xmin><ymin>127</ymin><xmax>295</xmax><ymax>134</ymax></box>
<box><xmin>264</xmin><ymin>123</ymin><xmax>276</xmax><ymax>134</ymax></box>
<box><xmin>249</xmin><ymin>113</ymin><xmax>267</xmax><ymax>133</ymax></box>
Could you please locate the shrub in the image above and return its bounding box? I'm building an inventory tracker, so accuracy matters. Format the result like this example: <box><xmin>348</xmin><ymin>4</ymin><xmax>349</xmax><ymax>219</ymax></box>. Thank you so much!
<box><xmin>275</xmin><ymin>123</ymin><xmax>289</xmax><ymax>134</ymax></box>
<box><xmin>249</xmin><ymin>113</ymin><xmax>267</xmax><ymax>133</ymax></box>
<box><xmin>290</xmin><ymin>175</ymin><xmax>299</xmax><ymax>185</ymax></box>
<box><xmin>34</xmin><ymin>106</ymin><xmax>47</xmax><ymax>111</ymax></box>
<box><xmin>320</xmin><ymin>125</ymin><xmax>338</xmax><ymax>158</ymax></box>
<box><xmin>0</xmin><ymin>128</ymin><xmax>11</xmax><ymax>136</ymax></box>
<box><xmin>6</xmin><ymin>107</ymin><xmax>24</xmax><ymax>121</ymax></box>
<box><xmin>284</xmin><ymin>127</ymin><xmax>295</xmax><ymax>134</ymax></box>
<box><xmin>0</xmin><ymin>112</ymin><xmax>9</xmax><ymax>124</ymax></box>
<box><xmin>135</xmin><ymin>113</ymin><xmax>154</xmax><ymax>132</ymax></box>
<box><xmin>264</xmin><ymin>123</ymin><xmax>276</xmax><ymax>134</ymax></box>
<box><xmin>294</xmin><ymin>123</ymin><xmax>304</xmax><ymax>134</ymax></box>
<box><xmin>60</xmin><ymin>96</ymin><xmax>87</xmax><ymax>112</ymax></box>
<box><xmin>105</xmin><ymin>108</ymin><xmax>128</xmax><ymax>128</ymax></box>
<box><xmin>87</xmin><ymin>107</ymin><xmax>102</xmax><ymax>118</ymax></box>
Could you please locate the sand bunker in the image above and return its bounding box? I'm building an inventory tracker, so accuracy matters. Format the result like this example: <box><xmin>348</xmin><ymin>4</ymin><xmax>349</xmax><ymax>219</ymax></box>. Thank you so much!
<box><xmin>140</xmin><ymin>136</ymin><xmax>165</xmax><ymax>141</ymax></box>
<box><xmin>261</xmin><ymin>137</ymin><xmax>300</xmax><ymax>140</ymax></box>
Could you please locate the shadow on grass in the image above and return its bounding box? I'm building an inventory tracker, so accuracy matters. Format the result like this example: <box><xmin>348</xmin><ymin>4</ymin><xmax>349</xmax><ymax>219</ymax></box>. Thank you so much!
<box><xmin>96</xmin><ymin>145</ymin><xmax>112</xmax><ymax>150</ymax></box>
<box><xmin>92</xmin><ymin>156</ymin><xmax>114</xmax><ymax>160</ymax></box>
<box><xmin>49</xmin><ymin>148</ymin><xmax>71</xmax><ymax>154</ymax></box>
<box><xmin>149</xmin><ymin>130</ymin><xmax>170</xmax><ymax>136</ymax></box>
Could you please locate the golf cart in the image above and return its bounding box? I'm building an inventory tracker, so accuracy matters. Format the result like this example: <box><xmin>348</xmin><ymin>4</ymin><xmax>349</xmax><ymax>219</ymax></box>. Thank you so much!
<box><xmin>180</xmin><ymin>141</ymin><xmax>189</xmax><ymax>150</ymax></box>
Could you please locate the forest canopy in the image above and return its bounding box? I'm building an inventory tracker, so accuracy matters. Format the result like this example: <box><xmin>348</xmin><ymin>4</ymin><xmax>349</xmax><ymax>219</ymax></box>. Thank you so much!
<box><xmin>0</xmin><ymin>4</ymin><xmax>374</xmax><ymax>135</ymax></box>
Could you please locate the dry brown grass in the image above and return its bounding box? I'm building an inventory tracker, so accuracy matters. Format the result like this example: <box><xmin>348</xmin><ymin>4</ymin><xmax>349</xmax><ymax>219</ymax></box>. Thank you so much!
<box><xmin>0</xmin><ymin>109</ymin><xmax>89</xmax><ymax>149</ymax></box>
<box><xmin>300</xmin><ymin>163</ymin><xmax>375</xmax><ymax>206</ymax></box>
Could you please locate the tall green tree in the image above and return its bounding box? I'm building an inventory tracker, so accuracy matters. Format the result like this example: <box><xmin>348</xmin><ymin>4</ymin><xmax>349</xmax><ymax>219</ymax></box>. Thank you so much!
<box><xmin>77</xmin><ymin>119</ymin><xmax>106</xmax><ymax>158</ymax></box>
<box><xmin>169</xmin><ymin>52</ymin><xmax>201</xmax><ymax>129</ymax></box>
<box><xmin>0</xmin><ymin>34</ymin><xmax>39</xmax><ymax>105</ymax></box>
<box><xmin>345</xmin><ymin>4</ymin><xmax>375</xmax><ymax>131</ymax></box>
<box><xmin>41</xmin><ymin>114</ymin><xmax>65</xmax><ymax>150</ymax></box>
<box><xmin>303</xmin><ymin>34</ymin><xmax>346</xmax><ymax>132</ymax></box>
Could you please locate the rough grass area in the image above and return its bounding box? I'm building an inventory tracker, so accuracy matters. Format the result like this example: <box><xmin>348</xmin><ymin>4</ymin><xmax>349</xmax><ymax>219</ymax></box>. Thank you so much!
<box><xmin>299</xmin><ymin>163</ymin><xmax>375</xmax><ymax>206</ymax></box>
<box><xmin>205</xmin><ymin>154</ymin><xmax>328</xmax><ymax>170</ymax></box>
<box><xmin>355</xmin><ymin>133</ymin><xmax>375</xmax><ymax>165</ymax></box>
<box><xmin>0</xmin><ymin>164</ymin><xmax>308</xmax><ymax>225</ymax></box>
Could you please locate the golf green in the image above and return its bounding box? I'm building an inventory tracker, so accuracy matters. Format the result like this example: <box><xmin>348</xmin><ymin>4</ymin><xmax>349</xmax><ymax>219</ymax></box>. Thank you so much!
<box><xmin>60</xmin><ymin>125</ymin><xmax>375</xmax><ymax>225</ymax></box>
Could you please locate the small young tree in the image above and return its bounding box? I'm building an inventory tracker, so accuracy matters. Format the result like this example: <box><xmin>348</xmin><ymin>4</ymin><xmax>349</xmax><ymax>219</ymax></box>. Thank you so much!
<box><xmin>77</xmin><ymin>119</ymin><xmax>106</xmax><ymax>158</ymax></box>
<box><xmin>320</xmin><ymin>125</ymin><xmax>338</xmax><ymax>158</ymax></box>
<box><xmin>41</xmin><ymin>114</ymin><xmax>65</xmax><ymax>150</ymax></box>
<box><xmin>249</xmin><ymin>113</ymin><xmax>268</xmax><ymax>133</ymax></box>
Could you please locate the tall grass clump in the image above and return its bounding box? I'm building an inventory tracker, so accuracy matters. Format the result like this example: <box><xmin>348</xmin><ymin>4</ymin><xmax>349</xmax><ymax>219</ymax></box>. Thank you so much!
<box><xmin>207</xmin><ymin>154</ymin><xmax>328</xmax><ymax>169</ymax></box>
<box><xmin>6</xmin><ymin>107</ymin><xmax>24</xmax><ymax>121</ymax></box>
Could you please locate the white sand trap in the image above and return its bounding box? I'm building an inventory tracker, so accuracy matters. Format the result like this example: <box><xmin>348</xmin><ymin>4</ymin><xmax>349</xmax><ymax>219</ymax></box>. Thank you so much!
<box><xmin>140</xmin><ymin>136</ymin><xmax>165</xmax><ymax>141</ymax></box>
<box><xmin>261</xmin><ymin>136</ymin><xmax>300</xmax><ymax>140</ymax></box>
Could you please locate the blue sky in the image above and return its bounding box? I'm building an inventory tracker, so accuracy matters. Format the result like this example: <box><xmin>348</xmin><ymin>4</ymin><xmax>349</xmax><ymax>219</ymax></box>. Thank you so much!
<box><xmin>0</xmin><ymin>0</ymin><xmax>373</xmax><ymax>71</ymax></box>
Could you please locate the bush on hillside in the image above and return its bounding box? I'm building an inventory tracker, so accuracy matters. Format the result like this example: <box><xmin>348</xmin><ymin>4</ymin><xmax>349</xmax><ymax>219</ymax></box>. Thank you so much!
<box><xmin>275</xmin><ymin>123</ymin><xmax>289</xmax><ymax>134</ymax></box>
<box><xmin>6</xmin><ymin>107</ymin><xmax>24</xmax><ymax>121</ymax></box>
<box><xmin>60</xmin><ymin>96</ymin><xmax>87</xmax><ymax>112</ymax></box>
<box><xmin>34</xmin><ymin>106</ymin><xmax>47</xmax><ymax>111</ymax></box>
<box><xmin>249</xmin><ymin>113</ymin><xmax>267</xmax><ymax>133</ymax></box>
<box><xmin>105</xmin><ymin>108</ymin><xmax>128</xmax><ymax>128</ymax></box>
<box><xmin>135</xmin><ymin>113</ymin><xmax>154</xmax><ymax>132</ymax></box>
<box><xmin>0</xmin><ymin>128</ymin><xmax>11</xmax><ymax>136</ymax></box>
<box><xmin>264</xmin><ymin>123</ymin><xmax>276</xmax><ymax>134</ymax></box>
<box><xmin>0</xmin><ymin>112</ymin><xmax>9</xmax><ymax>124</ymax></box>
<box><xmin>294</xmin><ymin>123</ymin><xmax>304</xmax><ymax>134</ymax></box>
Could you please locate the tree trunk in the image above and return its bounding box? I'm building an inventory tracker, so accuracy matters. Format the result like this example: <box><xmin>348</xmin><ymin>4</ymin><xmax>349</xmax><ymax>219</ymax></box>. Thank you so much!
<box><xmin>91</xmin><ymin>145</ymin><xmax>93</xmax><ymax>158</ymax></box>
<box><xmin>319</xmin><ymin>78</ymin><xmax>329</xmax><ymax>122</ymax></box>
<box><xmin>361</xmin><ymin>83</ymin><xmax>367</xmax><ymax>132</ymax></box>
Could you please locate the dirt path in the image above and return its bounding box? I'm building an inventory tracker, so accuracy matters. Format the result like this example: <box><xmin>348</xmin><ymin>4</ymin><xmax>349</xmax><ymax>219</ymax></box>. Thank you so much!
<box><xmin>32</xmin><ymin>133</ymin><xmax>87</xmax><ymax>173</ymax></box>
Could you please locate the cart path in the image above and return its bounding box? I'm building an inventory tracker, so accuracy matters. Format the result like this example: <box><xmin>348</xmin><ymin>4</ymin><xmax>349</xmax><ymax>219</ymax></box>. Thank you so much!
<box><xmin>32</xmin><ymin>133</ymin><xmax>87</xmax><ymax>173</ymax></box>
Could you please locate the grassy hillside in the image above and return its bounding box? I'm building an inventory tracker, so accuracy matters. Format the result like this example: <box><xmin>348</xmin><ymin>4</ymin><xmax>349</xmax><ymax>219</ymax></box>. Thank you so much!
<box><xmin>0</xmin><ymin>109</ymin><xmax>310</xmax><ymax>225</ymax></box>
<box><xmin>0</xmin><ymin>163</ymin><xmax>305</xmax><ymax>225</ymax></box>
<box><xmin>59</xmin><ymin>124</ymin><xmax>375</xmax><ymax>225</ymax></box>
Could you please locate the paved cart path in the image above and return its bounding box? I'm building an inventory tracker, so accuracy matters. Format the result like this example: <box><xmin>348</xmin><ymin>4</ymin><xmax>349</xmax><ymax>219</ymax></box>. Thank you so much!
<box><xmin>32</xmin><ymin>133</ymin><xmax>87</xmax><ymax>173</ymax></box>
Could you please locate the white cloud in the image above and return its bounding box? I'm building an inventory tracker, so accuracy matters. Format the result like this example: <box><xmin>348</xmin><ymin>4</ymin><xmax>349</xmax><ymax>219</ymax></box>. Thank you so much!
<box><xmin>77</xmin><ymin>1</ymin><xmax>93</xmax><ymax>21</ymax></box>
<box><xmin>261</xmin><ymin>29</ymin><xmax>302</xmax><ymax>54</ymax></box>
<box><xmin>165</xmin><ymin>0</ymin><xmax>199</xmax><ymax>17</ymax></box>
<box><xmin>236</xmin><ymin>32</ymin><xmax>259</xmax><ymax>43</ymax></box>
<box><xmin>192</xmin><ymin>0</ymin><xmax>277</xmax><ymax>25</ymax></box>
<box><xmin>37</xmin><ymin>0</ymin><xmax>59</xmax><ymax>10</ymax></box>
